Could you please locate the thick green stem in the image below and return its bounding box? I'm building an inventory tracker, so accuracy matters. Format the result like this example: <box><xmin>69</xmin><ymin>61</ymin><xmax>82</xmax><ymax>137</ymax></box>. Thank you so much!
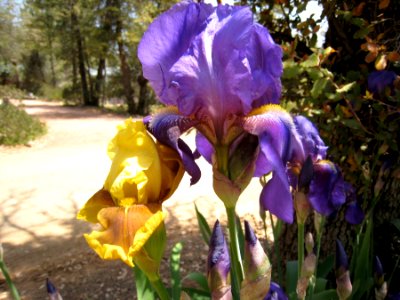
<box><xmin>150</xmin><ymin>278</ymin><xmax>170</xmax><ymax>300</ymax></box>
<box><xmin>226</xmin><ymin>206</ymin><xmax>244</xmax><ymax>295</ymax></box>
<box><xmin>269</xmin><ymin>213</ymin><xmax>283</xmax><ymax>285</ymax></box>
<box><xmin>308</xmin><ymin>217</ymin><xmax>325</xmax><ymax>299</ymax></box>
<box><xmin>297</xmin><ymin>222</ymin><xmax>305</xmax><ymax>280</ymax></box>
<box><xmin>0</xmin><ymin>261</ymin><xmax>20</xmax><ymax>300</ymax></box>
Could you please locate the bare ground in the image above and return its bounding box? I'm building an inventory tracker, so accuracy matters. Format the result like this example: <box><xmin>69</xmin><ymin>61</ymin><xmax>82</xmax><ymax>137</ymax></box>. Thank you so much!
<box><xmin>0</xmin><ymin>100</ymin><xmax>269</xmax><ymax>299</ymax></box>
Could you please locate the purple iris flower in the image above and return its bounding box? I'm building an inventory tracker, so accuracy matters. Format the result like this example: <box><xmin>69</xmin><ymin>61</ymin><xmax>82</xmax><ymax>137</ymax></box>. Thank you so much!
<box><xmin>368</xmin><ymin>70</ymin><xmax>397</xmax><ymax>94</ymax></box>
<box><xmin>264</xmin><ymin>282</ymin><xmax>288</xmax><ymax>300</ymax></box>
<box><xmin>139</xmin><ymin>2</ymin><xmax>310</xmax><ymax>218</ymax></box>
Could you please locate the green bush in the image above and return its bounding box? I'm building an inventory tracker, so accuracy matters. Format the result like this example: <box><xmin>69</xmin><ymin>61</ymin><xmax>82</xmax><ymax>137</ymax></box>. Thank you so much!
<box><xmin>0</xmin><ymin>101</ymin><xmax>47</xmax><ymax>145</ymax></box>
<box><xmin>0</xmin><ymin>85</ymin><xmax>27</xmax><ymax>99</ymax></box>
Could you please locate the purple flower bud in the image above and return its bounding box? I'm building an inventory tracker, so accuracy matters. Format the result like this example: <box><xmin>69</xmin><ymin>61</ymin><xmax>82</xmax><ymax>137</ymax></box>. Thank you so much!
<box><xmin>207</xmin><ymin>220</ymin><xmax>232</xmax><ymax>300</ymax></box>
<box><xmin>241</xmin><ymin>221</ymin><xmax>271</xmax><ymax>300</ymax></box>
<box><xmin>335</xmin><ymin>240</ymin><xmax>352</xmax><ymax>300</ymax></box>
<box><xmin>46</xmin><ymin>278</ymin><xmax>63</xmax><ymax>300</ymax></box>
<box><xmin>264</xmin><ymin>282</ymin><xmax>288</xmax><ymax>300</ymax></box>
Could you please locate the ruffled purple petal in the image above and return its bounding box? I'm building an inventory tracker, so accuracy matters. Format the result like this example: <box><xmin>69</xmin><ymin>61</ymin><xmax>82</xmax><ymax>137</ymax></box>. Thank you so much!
<box><xmin>145</xmin><ymin>110</ymin><xmax>201</xmax><ymax>185</ymax></box>
<box><xmin>294</xmin><ymin>115</ymin><xmax>328</xmax><ymax>161</ymax></box>
<box><xmin>138</xmin><ymin>2</ymin><xmax>214</xmax><ymax>106</ymax></box>
<box><xmin>258</xmin><ymin>133</ymin><xmax>294</xmax><ymax>223</ymax></box>
<box><xmin>247</xmin><ymin>24</ymin><xmax>283</xmax><ymax>107</ymax></box>
<box><xmin>308</xmin><ymin>161</ymin><xmax>346</xmax><ymax>216</ymax></box>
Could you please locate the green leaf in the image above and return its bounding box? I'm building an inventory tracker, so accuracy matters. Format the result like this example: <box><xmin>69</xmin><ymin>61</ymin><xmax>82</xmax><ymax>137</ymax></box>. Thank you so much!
<box><xmin>235</xmin><ymin>215</ymin><xmax>245</xmax><ymax>259</ymax></box>
<box><xmin>301</xmin><ymin>53</ymin><xmax>320</xmax><ymax>68</ymax></box>
<box><xmin>314</xmin><ymin>278</ymin><xmax>328</xmax><ymax>294</ymax></box>
<box><xmin>306</xmin><ymin>68</ymin><xmax>324</xmax><ymax>80</ymax></box>
<box><xmin>336</xmin><ymin>82</ymin><xmax>356</xmax><ymax>93</ymax></box>
<box><xmin>195</xmin><ymin>204</ymin><xmax>211</xmax><ymax>245</ymax></box>
<box><xmin>317</xmin><ymin>255</ymin><xmax>334</xmax><ymax>278</ymax></box>
<box><xmin>133</xmin><ymin>267</ymin><xmax>157</xmax><ymax>300</ymax></box>
<box><xmin>354</xmin><ymin>26</ymin><xmax>372</xmax><ymax>39</ymax></box>
<box><xmin>182</xmin><ymin>272</ymin><xmax>210</xmax><ymax>292</ymax></box>
<box><xmin>170</xmin><ymin>242</ymin><xmax>183</xmax><ymax>300</ymax></box>
<box><xmin>286</xmin><ymin>260</ymin><xmax>298</xmax><ymax>295</ymax></box>
<box><xmin>283</xmin><ymin>60</ymin><xmax>303</xmax><ymax>79</ymax></box>
<box><xmin>311</xmin><ymin>78</ymin><xmax>329</xmax><ymax>98</ymax></box>
<box><xmin>312</xmin><ymin>289</ymin><xmax>338</xmax><ymax>300</ymax></box>
<box><xmin>181</xmin><ymin>287</ymin><xmax>211</xmax><ymax>299</ymax></box>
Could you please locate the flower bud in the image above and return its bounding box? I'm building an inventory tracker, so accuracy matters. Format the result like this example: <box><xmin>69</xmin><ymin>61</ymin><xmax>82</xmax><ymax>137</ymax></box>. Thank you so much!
<box><xmin>46</xmin><ymin>278</ymin><xmax>63</xmax><ymax>300</ymax></box>
<box><xmin>240</xmin><ymin>221</ymin><xmax>271</xmax><ymax>300</ymax></box>
<box><xmin>294</xmin><ymin>191</ymin><xmax>311</xmax><ymax>225</ymax></box>
<box><xmin>335</xmin><ymin>240</ymin><xmax>352</xmax><ymax>300</ymax></box>
<box><xmin>305</xmin><ymin>232</ymin><xmax>314</xmax><ymax>255</ymax></box>
<box><xmin>374</xmin><ymin>256</ymin><xmax>387</xmax><ymax>300</ymax></box>
<box><xmin>207</xmin><ymin>220</ymin><xmax>232</xmax><ymax>300</ymax></box>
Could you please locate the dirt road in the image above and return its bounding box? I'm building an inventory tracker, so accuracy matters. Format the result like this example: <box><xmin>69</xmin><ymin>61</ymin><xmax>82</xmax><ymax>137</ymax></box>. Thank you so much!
<box><xmin>0</xmin><ymin>100</ymin><xmax>264</xmax><ymax>299</ymax></box>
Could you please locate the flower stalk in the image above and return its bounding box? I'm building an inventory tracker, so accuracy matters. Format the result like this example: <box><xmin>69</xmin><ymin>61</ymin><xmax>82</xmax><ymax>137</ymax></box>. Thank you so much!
<box><xmin>150</xmin><ymin>277</ymin><xmax>170</xmax><ymax>300</ymax></box>
<box><xmin>0</xmin><ymin>244</ymin><xmax>20</xmax><ymax>300</ymax></box>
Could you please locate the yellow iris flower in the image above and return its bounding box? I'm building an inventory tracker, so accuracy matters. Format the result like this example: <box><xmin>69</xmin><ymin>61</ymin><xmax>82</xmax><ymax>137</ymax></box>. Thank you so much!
<box><xmin>77</xmin><ymin>119</ymin><xmax>184</xmax><ymax>271</ymax></box>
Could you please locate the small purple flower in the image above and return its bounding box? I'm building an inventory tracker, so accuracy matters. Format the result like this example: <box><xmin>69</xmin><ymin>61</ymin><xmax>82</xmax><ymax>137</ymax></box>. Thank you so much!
<box><xmin>207</xmin><ymin>220</ymin><xmax>231</xmax><ymax>300</ymax></box>
<box><xmin>264</xmin><ymin>282</ymin><xmax>288</xmax><ymax>300</ymax></box>
<box><xmin>368</xmin><ymin>70</ymin><xmax>397</xmax><ymax>94</ymax></box>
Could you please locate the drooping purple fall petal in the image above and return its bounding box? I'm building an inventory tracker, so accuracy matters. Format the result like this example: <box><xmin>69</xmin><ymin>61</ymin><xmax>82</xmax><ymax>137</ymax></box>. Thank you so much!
<box><xmin>144</xmin><ymin>109</ymin><xmax>201</xmax><ymax>185</ymax></box>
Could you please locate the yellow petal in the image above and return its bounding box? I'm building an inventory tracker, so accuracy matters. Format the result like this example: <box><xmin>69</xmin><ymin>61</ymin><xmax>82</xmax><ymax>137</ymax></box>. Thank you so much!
<box><xmin>104</xmin><ymin>119</ymin><xmax>162</xmax><ymax>204</ymax></box>
<box><xmin>76</xmin><ymin>189</ymin><xmax>114</xmax><ymax>223</ymax></box>
<box><xmin>156</xmin><ymin>143</ymin><xmax>185</xmax><ymax>201</ymax></box>
<box><xmin>83</xmin><ymin>203</ymin><xmax>161</xmax><ymax>267</ymax></box>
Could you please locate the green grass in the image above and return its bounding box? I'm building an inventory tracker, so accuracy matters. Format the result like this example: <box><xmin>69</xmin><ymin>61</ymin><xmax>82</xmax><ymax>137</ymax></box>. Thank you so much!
<box><xmin>0</xmin><ymin>101</ymin><xmax>47</xmax><ymax>146</ymax></box>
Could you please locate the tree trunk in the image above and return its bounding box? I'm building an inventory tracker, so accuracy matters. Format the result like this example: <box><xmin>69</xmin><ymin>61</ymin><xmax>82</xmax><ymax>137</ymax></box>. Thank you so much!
<box><xmin>115</xmin><ymin>12</ymin><xmax>135</xmax><ymax>115</ymax></box>
<box><xmin>92</xmin><ymin>0</ymin><xmax>115</xmax><ymax>106</ymax></box>
<box><xmin>137</xmin><ymin>74</ymin><xmax>149</xmax><ymax>115</ymax></box>
<box><xmin>71</xmin><ymin>10</ymin><xmax>92</xmax><ymax>106</ymax></box>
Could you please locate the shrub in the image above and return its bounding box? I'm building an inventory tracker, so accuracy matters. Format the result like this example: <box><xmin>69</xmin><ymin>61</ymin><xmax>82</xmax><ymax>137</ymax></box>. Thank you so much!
<box><xmin>0</xmin><ymin>100</ymin><xmax>47</xmax><ymax>145</ymax></box>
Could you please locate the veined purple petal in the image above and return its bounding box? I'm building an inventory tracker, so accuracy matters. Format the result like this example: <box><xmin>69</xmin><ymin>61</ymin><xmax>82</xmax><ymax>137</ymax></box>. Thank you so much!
<box><xmin>138</xmin><ymin>2</ymin><xmax>214</xmax><ymax>106</ymax></box>
<box><xmin>247</xmin><ymin>24</ymin><xmax>283</xmax><ymax>107</ymax></box>
<box><xmin>195</xmin><ymin>131</ymin><xmax>213</xmax><ymax>163</ymax></box>
<box><xmin>139</xmin><ymin>2</ymin><xmax>283</xmax><ymax>141</ymax></box>
<box><xmin>258</xmin><ymin>133</ymin><xmax>294</xmax><ymax>223</ymax></box>
<box><xmin>308</xmin><ymin>161</ymin><xmax>346</xmax><ymax>216</ymax></box>
<box><xmin>244</xmin><ymin>105</ymin><xmax>303</xmax><ymax>177</ymax></box>
<box><xmin>145</xmin><ymin>109</ymin><xmax>201</xmax><ymax>185</ymax></box>
<box><xmin>168</xmin><ymin>5</ymin><xmax>254</xmax><ymax>122</ymax></box>
<box><xmin>294</xmin><ymin>115</ymin><xmax>328</xmax><ymax>161</ymax></box>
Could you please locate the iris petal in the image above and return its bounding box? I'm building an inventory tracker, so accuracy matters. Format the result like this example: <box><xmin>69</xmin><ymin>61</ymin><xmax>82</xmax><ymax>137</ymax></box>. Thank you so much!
<box><xmin>195</xmin><ymin>131</ymin><xmax>214</xmax><ymax>163</ymax></box>
<box><xmin>308</xmin><ymin>161</ymin><xmax>346</xmax><ymax>216</ymax></box>
<box><xmin>146</xmin><ymin>108</ymin><xmax>201</xmax><ymax>185</ymax></box>
<box><xmin>84</xmin><ymin>204</ymin><xmax>162</xmax><ymax>267</ymax></box>
<box><xmin>138</xmin><ymin>2</ymin><xmax>213</xmax><ymax>106</ymax></box>
<box><xmin>258</xmin><ymin>134</ymin><xmax>294</xmax><ymax>223</ymax></box>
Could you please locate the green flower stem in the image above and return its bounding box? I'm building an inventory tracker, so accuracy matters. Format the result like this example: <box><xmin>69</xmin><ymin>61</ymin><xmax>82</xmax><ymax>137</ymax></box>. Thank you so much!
<box><xmin>0</xmin><ymin>260</ymin><xmax>20</xmax><ymax>300</ymax></box>
<box><xmin>150</xmin><ymin>278</ymin><xmax>170</xmax><ymax>300</ymax></box>
<box><xmin>227</xmin><ymin>206</ymin><xmax>244</xmax><ymax>290</ymax></box>
<box><xmin>269</xmin><ymin>213</ymin><xmax>283</xmax><ymax>285</ymax></box>
<box><xmin>308</xmin><ymin>216</ymin><xmax>325</xmax><ymax>299</ymax></box>
<box><xmin>297</xmin><ymin>222</ymin><xmax>305</xmax><ymax>280</ymax></box>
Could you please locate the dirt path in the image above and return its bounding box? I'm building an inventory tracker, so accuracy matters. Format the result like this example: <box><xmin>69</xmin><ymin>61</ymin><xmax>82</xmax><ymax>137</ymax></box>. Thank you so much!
<box><xmin>0</xmin><ymin>100</ymin><xmax>265</xmax><ymax>299</ymax></box>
